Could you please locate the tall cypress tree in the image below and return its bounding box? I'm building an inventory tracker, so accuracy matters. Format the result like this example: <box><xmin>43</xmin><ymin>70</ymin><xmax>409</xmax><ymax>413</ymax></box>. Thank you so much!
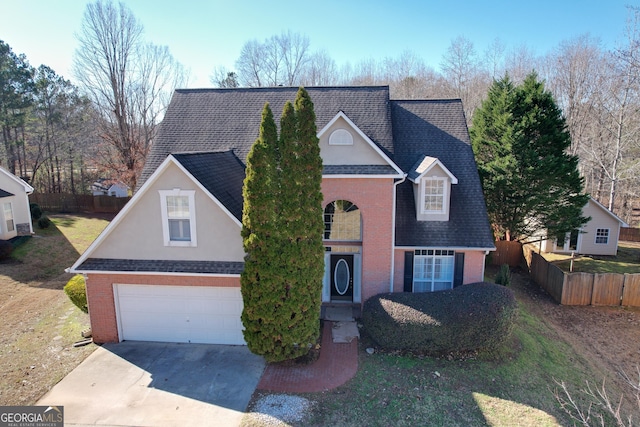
<box><xmin>241</xmin><ymin>103</ymin><xmax>283</xmax><ymax>358</ymax></box>
<box><xmin>471</xmin><ymin>73</ymin><xmax>589</xmax><ymax>241</ymax></box>
<box><xmin>241</xmin><ymin>89</ymin><xmax>324</xmax><ymax>362</ymax></box>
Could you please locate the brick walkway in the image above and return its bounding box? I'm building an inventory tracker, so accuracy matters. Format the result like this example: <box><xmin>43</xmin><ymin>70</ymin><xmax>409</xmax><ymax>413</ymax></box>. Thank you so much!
<box><xmin>256</xmin><ymin>321</ymin><xmax>358</xmax><ymax>393</ymax></box>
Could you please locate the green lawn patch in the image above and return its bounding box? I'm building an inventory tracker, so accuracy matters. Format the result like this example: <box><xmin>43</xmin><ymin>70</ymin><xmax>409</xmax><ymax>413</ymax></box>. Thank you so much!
<box><xmin>542</xmin><ymin>242</ymin><xmax>640</xmax><ymax>274</ymax></box>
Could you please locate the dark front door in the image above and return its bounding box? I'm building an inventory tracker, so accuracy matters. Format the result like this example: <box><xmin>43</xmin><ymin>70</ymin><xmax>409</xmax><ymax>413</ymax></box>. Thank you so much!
<box><xmin>330</xmin><ymin>254</ymin><xmax>354</xmax><ymax>301</ymax></box>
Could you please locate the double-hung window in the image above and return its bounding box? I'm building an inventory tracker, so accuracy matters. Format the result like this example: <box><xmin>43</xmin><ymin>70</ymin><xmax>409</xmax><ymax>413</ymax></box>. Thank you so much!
<box><xmin>159</xmin><ymin>189</ymin><xmax>196</xmax><ymax>247</ymax></box>
<box><xmin>413</xmin><ymin>249</ymin><xmax>455</xmax><ymax>292</ymax></box>
<box><xmin>595</xmin><ymin>228</ymin><xmax>609</xmax><ymax>245</ymax></box>
<box><xmin>422</xmin><ymin>178</ymin><xmax>445</xmax><ymax>213</ymax></box>
<box><xmin>3</xmin><ymin>203</ymin><xmax>14</xmax><ymax>232</ymax></box>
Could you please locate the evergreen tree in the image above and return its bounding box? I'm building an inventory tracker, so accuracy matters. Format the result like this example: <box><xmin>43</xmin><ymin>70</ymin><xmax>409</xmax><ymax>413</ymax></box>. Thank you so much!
<box><xmin>471</xmin><ymin>73</ymin><xmax>589</xmax><ymax>241</ymax></box>
<box><xmin>241</xmin><ymin>88</ymin><xmax>324</xmax><ymax>362</ymax></box>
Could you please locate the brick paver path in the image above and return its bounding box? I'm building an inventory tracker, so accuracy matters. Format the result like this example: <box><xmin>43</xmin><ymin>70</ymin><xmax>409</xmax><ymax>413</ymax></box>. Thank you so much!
<box><xmin>256</xmin><ymin>321</ymin><xmax>358</xmax><ymax>392</ymax></box>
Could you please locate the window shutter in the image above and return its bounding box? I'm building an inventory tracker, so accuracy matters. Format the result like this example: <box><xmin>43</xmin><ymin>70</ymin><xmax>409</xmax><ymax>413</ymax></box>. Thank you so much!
<box><xmin>454</xmin><ymin>252</ymin><xmax>465</xmax><ymax>287</ymax></box>
<box><xmin>403</xmin><ymin>251</ymin><xmax>414</xmax><ymax>292</ymax></box>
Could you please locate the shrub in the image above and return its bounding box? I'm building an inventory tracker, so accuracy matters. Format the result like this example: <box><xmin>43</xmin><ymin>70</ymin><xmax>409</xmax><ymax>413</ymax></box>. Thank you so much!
<box><xmin>37</xmin><ymin>216</ymin><xmax>52</xmax><ymax>229</ymax></box>
<box><xmin>30</xmin><ymin>203</ymin><xmax>43</xmax><ymax>220</ymax></box>
<box><xmin>0</xmin><ymin>240</ymin><xmax>13</xmax><ymax>260</ymax></box>
<box><xmin>64</xmin><ymin>274</ymin><xmax>88</xmax><ymax>313</ymax></box>
<box><xmin>362</xmin><ymin>283</ymin><xmax>518</xmax><ymax>355</ymax></box>
<box><xmin>495</xmin><ymin>264</ymin><xmax>512</xmax><ymax>286</ymax></box>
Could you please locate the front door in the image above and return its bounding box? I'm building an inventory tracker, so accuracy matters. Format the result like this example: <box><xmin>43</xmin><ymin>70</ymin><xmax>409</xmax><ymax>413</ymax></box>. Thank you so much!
<box><xmin>330</xmin><ymin>254</ymin><xmax>354</xmax><ymax>301</ymax></box>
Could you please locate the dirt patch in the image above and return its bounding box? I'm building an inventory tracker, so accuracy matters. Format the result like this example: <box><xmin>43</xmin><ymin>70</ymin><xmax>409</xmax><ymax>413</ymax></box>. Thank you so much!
<box><xmin>508</xmin><ymin>266</ymin><xmax>640</xmax><ymax>395</ymax></box>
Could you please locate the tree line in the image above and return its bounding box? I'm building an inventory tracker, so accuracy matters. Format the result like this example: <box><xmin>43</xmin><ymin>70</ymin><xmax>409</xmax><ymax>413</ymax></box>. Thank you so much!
<box><xmin>213</xmin><ymin>8</ymin><xmax>640</xmax><ymax>226</ymax></box>
<box><xmin>1</xmin><ymin>1</ymin><xmax>638</xmax><ymax>226</ymax></box>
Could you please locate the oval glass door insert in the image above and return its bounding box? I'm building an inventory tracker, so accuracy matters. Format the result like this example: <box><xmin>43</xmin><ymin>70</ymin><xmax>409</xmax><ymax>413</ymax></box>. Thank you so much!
<box><xmin>334</xmin><ymin>259</ymin><xmax>350</xmax><ymax>295</ymax></box>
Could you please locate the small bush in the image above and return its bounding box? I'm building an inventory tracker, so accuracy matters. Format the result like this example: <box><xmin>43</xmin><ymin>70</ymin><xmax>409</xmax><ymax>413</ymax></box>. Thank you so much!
<box><xmin>37</xmin><ymin>216</ymin><xmax>52</xmax><ymax>229</ymax></box>
<box><xmin>64</xmin><ymin>274</ymin><xmax>88</xmax><ymax>313</ymax></box>
<box><xmin>30</xmin><ymin>203</ymin><xmax>43</xmax><ymax>220</ymax></box>
<box><xmin>362</xmin><ymin>283</ymin><xmax>518</xmax><ymax>355</ymax></box>
<box><xmin>0</xmin><ymin>240</ymin><xmax>13</xmax><ymax>260</ymax></box>
<box><xmin>495</xmin><ymin>264</ymin><xmax>512</xmax><ymax>286</ymax></box>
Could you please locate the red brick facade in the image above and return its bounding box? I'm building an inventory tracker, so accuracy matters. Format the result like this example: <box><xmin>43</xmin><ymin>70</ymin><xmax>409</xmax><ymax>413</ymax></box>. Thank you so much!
<box><xmin>85</xmin><ymin>273</ymin><xmax>240</xmax><ymax>343</ymax></box>
<box><xmin>322</xmin><ymin>177</ymin><xmax>395</xmax><ymax>302</ymax></box>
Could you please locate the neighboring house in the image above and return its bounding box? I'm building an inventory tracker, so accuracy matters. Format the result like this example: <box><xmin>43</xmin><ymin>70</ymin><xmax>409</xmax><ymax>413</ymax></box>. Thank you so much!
<box><xmin>542</xmin><ymin>197</ymin><xmax>628</xmax><ymax>256</ymax></box>
<box><xmin>0</xmin><ymin>166</ymin><xmax>34</xmax><ymax>240</ymax></box>
<box><xmin>69</xmin><ymin>86</ymin><xmax>495</xmax><ymax>345</ymax></box>
<box><xmin>91</xmin><ymin>179</ymin><xmax>130</xmax><ymax>197</ymax></box>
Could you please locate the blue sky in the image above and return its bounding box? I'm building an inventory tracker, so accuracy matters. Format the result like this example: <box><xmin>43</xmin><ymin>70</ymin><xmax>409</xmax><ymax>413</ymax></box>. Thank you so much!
<box><xmin>3</xmin><ymin>0</ymin><xmax>638</xmax><ymax>88</ymax></box>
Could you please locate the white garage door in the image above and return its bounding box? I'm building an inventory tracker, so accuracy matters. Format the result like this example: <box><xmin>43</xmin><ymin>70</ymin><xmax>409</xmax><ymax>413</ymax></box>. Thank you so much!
<box><xmin>114</xmin><ymin>284</ymin><xmax>245</xmax><ymax>345</ymax></box>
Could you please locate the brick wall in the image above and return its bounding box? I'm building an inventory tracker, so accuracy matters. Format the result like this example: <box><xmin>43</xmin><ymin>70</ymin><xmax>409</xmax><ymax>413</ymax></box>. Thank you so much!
<box><xmin>322</xmin><ymin>178</ymin><xmax>395</xmax><ymax>302</ymax></box>
<box><xmin>85</xmin><ymin>273</ymin><xmax>240</xmax><ymax>343</ymax></box>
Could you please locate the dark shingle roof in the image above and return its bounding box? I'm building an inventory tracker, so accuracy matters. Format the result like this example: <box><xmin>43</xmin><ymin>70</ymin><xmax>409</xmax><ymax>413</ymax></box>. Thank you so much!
<box><xmin>140</xmin><ymin>86</ymin><xmax>394</xmax><ymax>188</ymax></box>
<box><xmin>323</xmin><ymin>165</ymin><xmax>399</xmax><ymax>175</ymax></box>
<box><xmin>172</xmin><ymin>151</ymin><xmax>244</xmax><ymax>221</ymax></box>
<box><xmin>0</xmin><ymin>188</ymin><xmax>13</xmax><ymax>198</ymax></box>
<box><xmin>391</xmin><ymin>100</ymin><xmax>494</xmax><ymax>248</ymax></box>
<box><xmin>77</xmin><ymin>258</ymin><xmax>244</xmax><ymax>275</ymax></box>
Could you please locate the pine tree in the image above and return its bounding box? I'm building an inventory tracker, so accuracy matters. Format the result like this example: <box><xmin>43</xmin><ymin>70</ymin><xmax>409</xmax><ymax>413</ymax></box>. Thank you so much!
<box><xmin>471</xmin><ymin>73</ymin><xmax>589</xmax><ymax>241</ymax></box>
<box><xmin>241</xmin><ymin>89</ymin><xmax>324</xmax><ymax>362</ymax></box>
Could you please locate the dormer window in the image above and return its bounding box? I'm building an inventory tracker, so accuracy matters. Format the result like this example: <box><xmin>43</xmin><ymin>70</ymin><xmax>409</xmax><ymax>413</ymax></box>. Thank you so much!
<box><xmin>422</xmin><ymin>178</ymin><xmax>446</xmax><ymax>213</ymax></box>
<box><xmin>329</xmin><ymin>129</ymin><xmax>353</xmax><ymax>145</ymax></box>
<box><xmin>408</xmin><ymin>155</ymin><xmax>457</xmax><ymax>222</ymax></box>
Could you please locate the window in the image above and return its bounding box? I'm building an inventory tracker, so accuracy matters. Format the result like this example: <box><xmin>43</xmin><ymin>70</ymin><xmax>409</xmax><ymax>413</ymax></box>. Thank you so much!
<box><xmin>3</xmin><ymin>203</ymin><xmax>14</xmax><ymax>232</ymax></box>
<box><xmin>413</xmin><ymin>249</ymin><xmax>455</xmax><ymax>292</ymax></box>
<box><xmin>324</xmin><ymin>200</ymin><xmax>361</xmax><ymax>241</ymax></box>
<box><xmin>422</xmin><ymin>178</ymin><xmax>445</xmax><ymax>213</ymax></box>
<box><xmin>595</xmin><ymin>228</ymin><xmax>609</xmax><ymax>244</ymax></box>
<box><xmin>159</xmin><ymin>189</ymin><xmax>196</xmax><ymax>247</ymax></box>
<box><xmin>328</xmin><ymin>129</ymin><xmax>353</xmax><ymax>145</ymax></box>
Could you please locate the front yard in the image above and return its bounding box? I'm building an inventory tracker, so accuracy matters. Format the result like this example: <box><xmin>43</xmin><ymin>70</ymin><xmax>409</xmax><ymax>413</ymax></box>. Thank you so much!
<box><xmin>0</xmin><ymin>214</ymin><xmax>110</xmax><ymax>405</ymax></box>
<box><xmin>245</xmin><ymin>268</ymin><xmax>640</xmax><ymax>426</ymax></box>
<box><xmin>541</xmin><ymin>241</ymin><xmax>640</xmax><ymax>274</ymax></box>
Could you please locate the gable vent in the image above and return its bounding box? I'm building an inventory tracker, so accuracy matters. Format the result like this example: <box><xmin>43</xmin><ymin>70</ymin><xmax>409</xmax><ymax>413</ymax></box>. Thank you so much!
<box><xmin>329</xmin><ymin>129</ymin><xmax>354</xmax><ymax>145</ymax></box>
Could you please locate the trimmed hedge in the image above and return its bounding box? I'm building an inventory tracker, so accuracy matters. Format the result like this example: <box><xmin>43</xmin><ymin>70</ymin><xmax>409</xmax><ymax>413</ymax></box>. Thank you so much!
<box><xmin>64</xmin><ymin>274</ymin><xmax>88</xmax><ymax>313</ymax></box>
<box><xmin>362</xmin><ymin>282</ymin><xmax>518</xmax><ymax>355</ymax></box>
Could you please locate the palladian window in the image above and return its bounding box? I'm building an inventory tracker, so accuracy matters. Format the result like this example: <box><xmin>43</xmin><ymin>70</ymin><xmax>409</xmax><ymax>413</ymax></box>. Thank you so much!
<box><xmin>323</xmin><ymin>200</ymin><xmax>361</xmax><ymax>241</ymax></box>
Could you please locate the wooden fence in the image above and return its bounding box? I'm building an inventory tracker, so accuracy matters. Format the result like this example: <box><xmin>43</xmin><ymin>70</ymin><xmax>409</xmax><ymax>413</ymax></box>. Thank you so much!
<box><xmin>491</xmin><ymin>240</ymin><xmax>524</xmax><ymax>266</ymax></box>
<box><xmin>522</xmin><ymin>244</ymin><xmax>640</xmax><ymax>307</ymax></box>
<box><xmin>620</xmin><ymin>227</ymin><xmax>640</xmax><ymax>242</ymax></box>
<box><xmin>31</xmin><ymin>193</ymin><xmax>130</xmax><ymax>214</ymax></box>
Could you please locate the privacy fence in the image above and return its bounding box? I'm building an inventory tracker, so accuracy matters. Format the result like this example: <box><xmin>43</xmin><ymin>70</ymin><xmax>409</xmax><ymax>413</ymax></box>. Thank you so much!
<box><xmin>521</xmin><ymin>243</ymin><xmax>640</xmax><ymax>307</ymax></box>
<box><xmin>31</xmin><ymin>193</ymin><xmax>130</xmax><ymax>214</ymax></box>
<box><xmin>620</xmin><ymin>227</ymin><xmax>640</xmax><ymax>242</ymax></box>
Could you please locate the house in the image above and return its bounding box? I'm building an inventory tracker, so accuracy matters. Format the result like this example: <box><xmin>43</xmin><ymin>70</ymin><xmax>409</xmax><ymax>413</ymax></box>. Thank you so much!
<box><xmin>0</xmin><ymin>166</ymin><xmax>34</xmax><ymax>240</ymax></box>
<box><xmin>91</xmin><ymin>179</ymin><xmax>130</xmax><ymax>197</ymax></box>
<box><xmin>69</xmin><ymin>86</ymin><xmax>495</xmax><ymax>345</ymax></box>
<box><xmin>542</xmin><ymin>197</ymin><xmax>628</xmax><ymax>256</ymax></box>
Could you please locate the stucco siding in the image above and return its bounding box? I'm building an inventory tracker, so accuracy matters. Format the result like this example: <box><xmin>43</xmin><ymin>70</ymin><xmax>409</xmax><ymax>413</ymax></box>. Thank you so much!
<box><xmin>91</xmin><ymin>162</ymin><xmax>244</xmax><ymax>262</ymax></box>
<box><xmin>319</xmin><ymin>117</ymin><xmax>388</xmax><ymax>166</ymax></box>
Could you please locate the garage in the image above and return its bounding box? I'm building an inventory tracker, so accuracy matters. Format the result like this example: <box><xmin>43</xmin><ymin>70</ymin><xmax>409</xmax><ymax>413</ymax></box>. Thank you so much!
<box><xmin>114</xmin><ymin>284</ymin><xmax>246</xmax><ymax>345</ymax></box>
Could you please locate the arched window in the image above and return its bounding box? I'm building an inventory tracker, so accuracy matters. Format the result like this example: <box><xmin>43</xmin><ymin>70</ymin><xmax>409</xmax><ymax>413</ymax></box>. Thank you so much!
<box><xmin>324</xmin><ymin>200</ymin><xmax>361</xmax><ymax>241</ymax></box>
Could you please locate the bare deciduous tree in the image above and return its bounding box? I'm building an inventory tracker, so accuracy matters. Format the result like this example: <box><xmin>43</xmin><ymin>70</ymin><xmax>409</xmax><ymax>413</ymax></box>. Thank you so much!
<box><xmin>73</xmin><ymin>0</ymin><xmax>188</xmax><ymax>189</ymax></box>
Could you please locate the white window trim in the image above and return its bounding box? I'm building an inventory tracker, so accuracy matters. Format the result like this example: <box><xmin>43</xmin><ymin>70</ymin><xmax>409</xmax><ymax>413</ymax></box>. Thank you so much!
<box><xmin>328</xmin><ymin>128</ymin><xmax>354</xmax><ymax>145</ymax></box>
<box><xmin>413</xmin><ymin>249</ymin><xmax>455</xmax><ymax>292</ymax></box>
<box><xmin>159</xmin><ymin>189</ymin><xmax>197</xmax><ymax>247</ymax></box>
<box><xmin>3</xmin><ymin>202</ymin><xmax>14</xmax><ymax>232</ymax></box>
<box><xmin>595</xmin><ymin>228</ymin><xmax>610</xmax><ymax>245</ymax></box>
<box><xmin>420</xmin><ymin>177</ymin><xmax>447</xmax><ymax>214</ymax></box>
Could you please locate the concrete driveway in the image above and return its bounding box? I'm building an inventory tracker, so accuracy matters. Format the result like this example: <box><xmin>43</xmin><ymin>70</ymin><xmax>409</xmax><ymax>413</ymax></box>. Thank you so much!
<box><xmin>38</xmin><ymin>341</ymin><xmax>265</xmax><ymax>427</ymax></box>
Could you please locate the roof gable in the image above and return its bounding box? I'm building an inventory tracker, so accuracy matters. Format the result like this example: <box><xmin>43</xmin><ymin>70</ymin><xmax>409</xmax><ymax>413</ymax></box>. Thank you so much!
<box><xmin>70</xmin><ymin>153</ymin><xmax>242</xmax><ymax>271</ymax></box>
<box><xmin>587</xmin><ymin>197</ymin><xmax>628</xmax><ymax>227</ymax></box>
<box><xmin>139</xmin><ymin>86</ymin><xmax>395</xmax><ymax>189</ymax></box>
<box><xmin>408</xmin><ymin>155</ymin><xmax>458</xmax><ymax>184</ymax></box>
<box><xmin>0</xmin><ymin>166</ymin><xmax>33</xmax><ymax>194</ymax></box>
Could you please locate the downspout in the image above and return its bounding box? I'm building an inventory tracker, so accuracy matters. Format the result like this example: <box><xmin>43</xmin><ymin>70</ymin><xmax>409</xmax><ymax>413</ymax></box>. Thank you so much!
<box><xmin>390</xmin><ymin>173</ymin><xmax>407</xmax><ymax>292</ymax></box>
<box><xmin>482</xmin><ymin>250</ymin><xmax>490</xmax><ymax>282</ymax></box>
